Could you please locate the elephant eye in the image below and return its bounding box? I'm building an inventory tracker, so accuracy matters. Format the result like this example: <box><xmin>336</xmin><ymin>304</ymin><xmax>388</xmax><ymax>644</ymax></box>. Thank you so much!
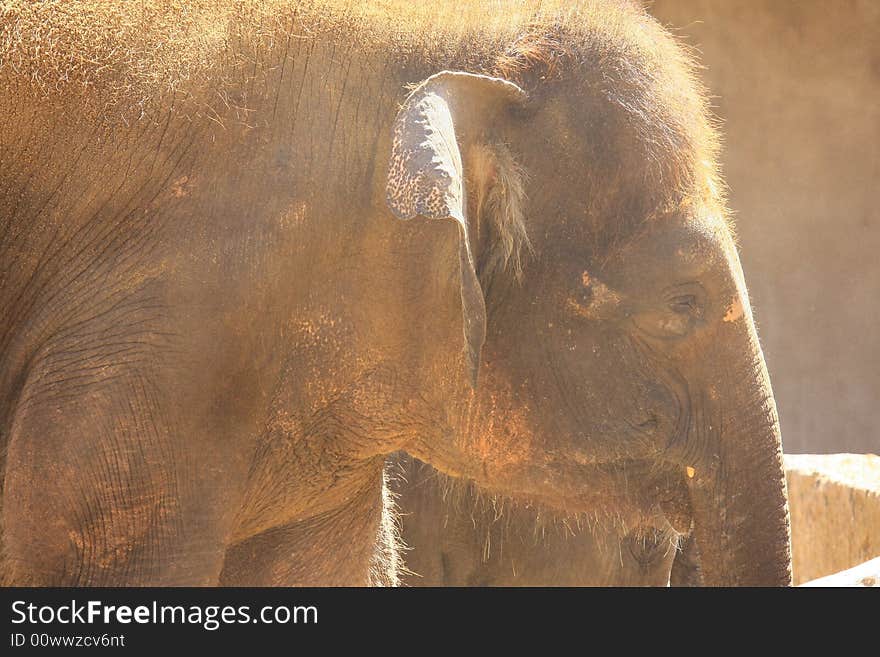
<box><xmin>634</xmin><ymin>285</ymin><xmax>706</xmax><ymax>340</ymax></box>
<box><xmin>667</xmin><ymin>290</ymin><xmax>704</xmax><ymax>319</ymax></box>
<box><xmin>669</xmin><ymin>295</ymin><xmax>698</xmax><ymax>315</ymax></box>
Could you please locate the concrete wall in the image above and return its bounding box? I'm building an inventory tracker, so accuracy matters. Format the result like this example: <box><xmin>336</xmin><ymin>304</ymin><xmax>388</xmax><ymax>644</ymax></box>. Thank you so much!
<box><xmin>785</xmin><ymin>453</ymin><xmax>880</xmax><ymax>584</ymax></box>
<box><xmin>647</xmin><ymin>0</ymin><xmax>880</xmax><ymax>454</ymax></box>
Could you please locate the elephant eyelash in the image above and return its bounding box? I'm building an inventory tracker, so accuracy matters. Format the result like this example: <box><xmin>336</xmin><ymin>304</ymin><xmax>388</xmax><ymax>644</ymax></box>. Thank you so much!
<box><xmin>668</xmin><ymin>295</ymin><xmax>702</xmax><ymax>318</ymax></box>
<box><xmin>669</xmin><ymin>295</ymin><xmax>695</xmax><ymax>311</ymax></box>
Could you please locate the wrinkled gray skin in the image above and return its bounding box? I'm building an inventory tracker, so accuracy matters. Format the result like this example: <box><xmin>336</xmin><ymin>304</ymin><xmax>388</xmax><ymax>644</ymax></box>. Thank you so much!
<box><xmin>0</xmin><ymin>1</ymin><xmax>790</xmax><ymax>585</ymax></box>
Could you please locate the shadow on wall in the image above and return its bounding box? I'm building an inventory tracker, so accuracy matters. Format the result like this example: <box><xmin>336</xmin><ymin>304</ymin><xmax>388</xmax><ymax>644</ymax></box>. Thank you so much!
<box><xmin>647</xmin><ymin>0</ymin><xmax>880</xmax><ymax>453</ymax></box>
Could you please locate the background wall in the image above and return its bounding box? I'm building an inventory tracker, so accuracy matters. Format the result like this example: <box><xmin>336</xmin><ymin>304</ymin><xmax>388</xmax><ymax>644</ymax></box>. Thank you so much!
<box><xmin>647</xmin><ymin>0</ymin><xmax>879</xmax><ymax>454</ymax></box>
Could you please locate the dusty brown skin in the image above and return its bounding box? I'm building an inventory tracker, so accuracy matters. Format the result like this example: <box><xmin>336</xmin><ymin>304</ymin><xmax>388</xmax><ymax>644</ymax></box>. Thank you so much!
<box><xmin>0</xmin><ymin>1</ymin><xmax>790</xmax><ymax>585</ymax></box>
<box><xmin>395</xmin><ymin>0</ymin><xmax>880</xmax><ymax>587</ymax></box>
<box><xmin>391</xmin><ymin>454</ymin><xmax>679</xmax><ymax>586</ymax></box>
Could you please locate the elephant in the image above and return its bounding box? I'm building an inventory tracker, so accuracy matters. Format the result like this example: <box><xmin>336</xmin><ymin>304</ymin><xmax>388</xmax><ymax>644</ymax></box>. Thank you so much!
<box><xmin>390</xmin><ymin>454</ymin><xmax>687</xmax><ymax>586</ymax></box>
<box><xmin>0</xmin><ymin>0</ymin><xmax>791</xmax><ymax>586</ymax></box>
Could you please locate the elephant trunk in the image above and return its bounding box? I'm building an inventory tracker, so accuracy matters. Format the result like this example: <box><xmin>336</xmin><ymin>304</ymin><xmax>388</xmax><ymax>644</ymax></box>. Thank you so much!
<box><xmin>683</xmin><ymin>317</ymin><xmax>792</xmax><ymax>586</ymax></box>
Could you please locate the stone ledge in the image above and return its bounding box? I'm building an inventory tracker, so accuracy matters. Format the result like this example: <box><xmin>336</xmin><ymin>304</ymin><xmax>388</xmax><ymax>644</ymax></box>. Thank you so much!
<box><xmin>800</xmin><ymin>556</ymin><xmax>879</xmax><ymax>587</ymax></box>
<box><xmin>785</xmin><ymin>453</ymin><xmax>880</xmax><ymax>585</ymax></box>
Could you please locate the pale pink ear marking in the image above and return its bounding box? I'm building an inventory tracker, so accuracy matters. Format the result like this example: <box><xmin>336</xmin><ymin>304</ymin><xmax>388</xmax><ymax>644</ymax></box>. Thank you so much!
<box><xmin>568</xmin><ymin>271</ymin><xmax>620</xmax><ymax>318</ymax></box>
<box><xmin>723</xmin><ymin>297</ymin><xmax>744</xmax><ymax>323</ymax></box>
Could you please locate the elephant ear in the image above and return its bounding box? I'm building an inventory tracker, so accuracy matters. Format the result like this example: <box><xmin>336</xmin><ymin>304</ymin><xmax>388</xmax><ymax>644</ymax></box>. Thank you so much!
<box><xmin>385</xmin><ymin>71</ymin><xmax>527</xmax><ymax>386</ymax></box>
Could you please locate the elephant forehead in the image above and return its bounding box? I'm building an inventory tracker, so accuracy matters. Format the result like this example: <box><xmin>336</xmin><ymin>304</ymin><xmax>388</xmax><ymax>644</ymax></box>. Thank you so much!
<box><xmin>614</xmin><ymin>212</ymin><xmax>733</xmax><ymax>268</ymax></box>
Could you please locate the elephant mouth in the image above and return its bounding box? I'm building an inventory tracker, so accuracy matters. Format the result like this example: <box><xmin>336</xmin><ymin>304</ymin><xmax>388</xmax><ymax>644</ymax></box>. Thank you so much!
<box><xmin>486</xmin><ymin>458</ymin><xmax>694</xmax><ymax>535</ymax></box>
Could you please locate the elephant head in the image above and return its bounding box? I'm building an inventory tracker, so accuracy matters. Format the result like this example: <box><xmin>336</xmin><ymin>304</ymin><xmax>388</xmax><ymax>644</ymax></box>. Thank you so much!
<box><xmin>383</xmin><ymin>40</ymin><xmax>791</xmax><ymax>587</ymax></box>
